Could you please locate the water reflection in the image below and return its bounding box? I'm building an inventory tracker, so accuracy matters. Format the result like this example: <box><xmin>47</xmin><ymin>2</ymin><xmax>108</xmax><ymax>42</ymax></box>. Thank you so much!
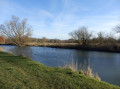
<box><xmin>8</xmin><ymin>46</ymin><xmax>32</xmax><ymax>59</ymax></box>
<box><xmin>74</xmin><ymin>50</ymin><xmax>91</xmax><ymax>68</ymax></box>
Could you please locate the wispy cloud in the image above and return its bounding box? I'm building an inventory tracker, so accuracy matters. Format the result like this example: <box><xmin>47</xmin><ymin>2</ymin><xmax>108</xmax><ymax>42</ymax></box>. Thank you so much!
<box><xmin>0</xmin><ymin>0</ymin><xmax>120</xmax><ymax>39</ymax></box>
<box><xmin>0</xmin><ymin>0</ymin><xmax>15</xmax><ymax>14</ymax></box>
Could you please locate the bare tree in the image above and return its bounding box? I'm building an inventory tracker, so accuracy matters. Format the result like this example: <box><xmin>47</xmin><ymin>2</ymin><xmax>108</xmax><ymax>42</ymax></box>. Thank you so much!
<box><xmin>114</xmin><ymin>24</ymin><xmax>120</xmax><ymax>33</ymax></box>
<box><xmin>0</xmin><ymin>16</ymin><xmax>32</xmax><ymax>46</ymax></box>
<box><xmin>97</xmin><ymin>32</ymin><xmax>104</xmax><ymax>44</ymax></box>
<box><xmin>117</xmin><ymin>24</ymin><xmax>120</xmax><ymax>31</ymax></box>
<box><xmin>69</xmin><ymin>27</ymin><xmax>92</xmax><ymax>47</ymax></box>
<box><xmin>41</xmin><ymin>37</ymin><xmax>48</xmax><ymax>43</ymax></box>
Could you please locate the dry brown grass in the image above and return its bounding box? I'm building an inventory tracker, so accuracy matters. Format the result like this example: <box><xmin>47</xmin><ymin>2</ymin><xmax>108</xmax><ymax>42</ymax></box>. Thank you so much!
<box><xmin>27</xmin><ymin>42</ymin><xmax>77</xmax><ymax>46</ymax></box>
<box><xmin>64</xmin><ymin>60</ymin><xmax>78</xmax><ymax>72</ymax></box>
<box><xmin>64</xmin><ymin>60</ymin><xmax>101</xmax><ymax>81</ymax></box>
<box><xmin>0</xmin><ymin>47</ymin><xmax>5</xmax><ymax>52</ymax></box>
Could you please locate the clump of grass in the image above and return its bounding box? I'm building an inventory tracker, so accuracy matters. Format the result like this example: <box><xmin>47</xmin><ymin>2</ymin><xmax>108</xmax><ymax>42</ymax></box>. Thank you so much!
<box><xmin>19</xmin><ymin>54</ymin><xmax>26</xmax><ymax>57</ymax></box>
<box><xmin>64</xmin><ymin>60</ymin><xmax>78</xmax><ymax>72</ymax></box>
<box><xmin>83</xmin><ymin>66</ymin><xmax>94</xmax><ymax>77</ymax></box>
<box><xmin>81</xmin><ymin>66</ymin><xmax>101</xmax><ymax>81</ymax></box>
<box><xmin>64</xmin><ymin>60</ymin><xmax>101</xmax><ymax>81</ymax></box>
<box><xmin>8</xmin><ymin>50</ymin><xmax>13</xmax><ymax>54</ymax></box>
<box><xmin>95</xmin><ymin>73</ymin><xmax>101</xmax><ymax>81</ymax></box>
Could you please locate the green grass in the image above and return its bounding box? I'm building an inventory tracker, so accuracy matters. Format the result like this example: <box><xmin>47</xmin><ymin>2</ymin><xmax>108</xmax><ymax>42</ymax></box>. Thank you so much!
<box><xmin>0</xmin><ymin>52</ymin><xmax>120</xmax><ymax>89</ymax></box>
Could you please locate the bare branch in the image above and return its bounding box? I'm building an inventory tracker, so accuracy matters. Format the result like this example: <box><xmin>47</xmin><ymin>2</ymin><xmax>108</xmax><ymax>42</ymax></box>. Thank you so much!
<box><xmin>0</xmin><ymin>16</ymin><xmax>32</xmax><ymax>46</ymax></box>
<box><xmin>69</xmin><ymin>27</ymin><xmax>92</xmax><ymax>46</ymax></box>
<box><xmin>114</xmin><ymin>24</ymin><xmax>120</xmax><ymax>33</ymax></box>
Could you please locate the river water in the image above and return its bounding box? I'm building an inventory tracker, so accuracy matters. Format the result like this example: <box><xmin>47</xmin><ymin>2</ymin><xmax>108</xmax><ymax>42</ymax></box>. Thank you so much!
<box><xmin>0</xmin><ymin>45</ymin><xmax>120</xmax><ymax>86</ymax></box>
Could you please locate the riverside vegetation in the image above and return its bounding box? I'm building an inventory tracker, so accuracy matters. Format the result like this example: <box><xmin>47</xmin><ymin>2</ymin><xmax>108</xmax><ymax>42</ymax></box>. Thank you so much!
<box><xmin>0</xmin><ymin>51</ymin><xmax>120</xmax><ymax>89</ymax></box>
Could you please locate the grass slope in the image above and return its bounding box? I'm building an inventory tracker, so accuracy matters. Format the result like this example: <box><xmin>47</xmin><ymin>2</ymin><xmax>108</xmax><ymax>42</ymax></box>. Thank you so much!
<box><xmin>0</xmin><ymin>52</ymin><xmax>120</xmax><ymax>89</ymax></box>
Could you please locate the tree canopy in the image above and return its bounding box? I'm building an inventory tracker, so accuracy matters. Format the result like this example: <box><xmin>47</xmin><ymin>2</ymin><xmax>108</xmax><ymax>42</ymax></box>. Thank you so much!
<box><xmin>0</xmin><ymin>16</ymin><xmax>32</xmax><ymax>46</ymax></box>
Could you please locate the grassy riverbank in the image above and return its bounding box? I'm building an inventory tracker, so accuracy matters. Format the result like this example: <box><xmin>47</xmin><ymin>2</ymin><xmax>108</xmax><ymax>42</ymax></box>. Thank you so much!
<box><xmin>0</xmin><ymin>52</ymin><xmax>120</xmax><ymax>89</ymax></box>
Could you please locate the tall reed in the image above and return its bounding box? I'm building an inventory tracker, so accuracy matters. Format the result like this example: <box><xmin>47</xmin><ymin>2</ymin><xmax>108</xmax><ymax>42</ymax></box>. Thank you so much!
<box><xmin>64</xmin><ymin>60</ymin><xmax>101</xmax><ymax>81</ymax></box>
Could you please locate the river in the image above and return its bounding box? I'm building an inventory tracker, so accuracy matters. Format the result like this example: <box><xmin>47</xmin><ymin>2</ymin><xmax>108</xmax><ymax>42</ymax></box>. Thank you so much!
<box><xmin>0</xmin><ymin>45</ymin><xmax>120</xmax><ymax>86</ymax></box>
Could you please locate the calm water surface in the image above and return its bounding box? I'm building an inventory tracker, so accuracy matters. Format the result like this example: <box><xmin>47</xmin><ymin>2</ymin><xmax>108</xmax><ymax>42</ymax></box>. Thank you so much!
<box><xmin>0</xmin><ymin>45</ymin><xmax>120</xmax><ymax>86</ymax></box>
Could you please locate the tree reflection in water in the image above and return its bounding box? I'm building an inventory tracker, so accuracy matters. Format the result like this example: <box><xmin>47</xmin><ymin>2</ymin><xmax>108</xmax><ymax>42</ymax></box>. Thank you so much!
<box><xmin>8</xmin><ymin>46</ymin><xmax>32</xmax><ymax>59</ymax></box>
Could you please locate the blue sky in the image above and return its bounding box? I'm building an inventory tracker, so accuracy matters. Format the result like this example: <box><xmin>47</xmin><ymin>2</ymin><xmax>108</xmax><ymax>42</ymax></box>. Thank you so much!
<box><xmin>0</xmin><ymin>0</ymin><xmax>120</xmax><ymax>39</ymax></box>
